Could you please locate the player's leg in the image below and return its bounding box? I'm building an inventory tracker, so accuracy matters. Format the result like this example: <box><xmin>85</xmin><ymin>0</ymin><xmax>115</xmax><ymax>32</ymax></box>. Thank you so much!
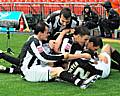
<box><xmin>100</xmin><ymin>44</ymin><xmax>112</xmax><ymax>64</ymax></box>
<box><xmin>111</xmin><ymin>60</ymin><xmax>120</xmax><ymax>71</ymax></box>
<box><xmin>102</xmin><ymin>44</ymin><xmax>120</xmax><ymax>70</ymax></box>
<box><xmin>111</xmin><ymin>46</ymin><xmax>120</xmax><ymax>65</ymax></box>
<box><xmin>97</xmin><ymin>49</ymin><xmax>111</xmax><ymax>78</ymax></box>
<box><xmin>0</xmin><ymin>50</ymin><xmax>20</xmax><ymax>65</ymax></box>
<box><xmin>51</xmin><ymin>67</ymin><xmax>97</xmax><ymax>89</ymax></box>
<box><xmin>67</xmin><ymin>59</ymin><xmax>103</xmax><ymax>77</ymax></box>
<box><xmin>0</xmin><ymin>65</ymin><xmax>21</xmax><ymax>74</ymax></box>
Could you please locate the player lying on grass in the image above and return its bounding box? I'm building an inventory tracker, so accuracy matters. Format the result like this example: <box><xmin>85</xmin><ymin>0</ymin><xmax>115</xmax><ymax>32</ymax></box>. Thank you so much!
<box><xmin>68</xmin><ymin>43</ymin><xmax>111</xmax><ymax>79</ymax></box>
<box><xmin>66</xmin><ymin>38</ymin><xmax>120</xmax><ymax>79</ymax></box>
<box><xmin>69</xmin><ymin>43</ymin><xmax>120</xmax><ymax>79</ymax></box>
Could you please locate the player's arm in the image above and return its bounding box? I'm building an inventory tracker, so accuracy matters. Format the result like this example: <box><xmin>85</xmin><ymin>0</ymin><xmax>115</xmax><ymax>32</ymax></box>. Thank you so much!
<box><xmin>52</xmin><ymin>29</ymin><xmax>74</xmax><ymax>53</ymax></box>
<box><xmin>30</xmin><ymin>41</ymin><xmax>91</xmax><ymax>62</ymax></box>
<box><xmin>30</xmin><ymin>41</ymin><xmax>64</xmax><ymax>63</ymax></box>
<box><xmin>64</xmin><ymin>53</ymin><xmax>91</xmax><ymax>60</ymax></box>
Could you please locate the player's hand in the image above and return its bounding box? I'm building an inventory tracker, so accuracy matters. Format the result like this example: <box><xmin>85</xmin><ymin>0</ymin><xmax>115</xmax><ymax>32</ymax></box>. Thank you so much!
<box><xmin>64</xmin><ymin>53</ymin><xmax>69</xmax><ymax>59</ymax></box>
<box><xmin>61</xmin><ymin>29</ymin><xmax>70</xmax><ymax>35</ymax></box>
<box><xmin>49</xmin><ymin>40</ymin><xmax>56</xmax><ymax>49</ymax></box>
<box><xmin>49</xmin><ymin>40</ymin><xmax>60</xmax><ymax>53</ymax></box>
<box><xmin>69</xmin><ymin>28</ymin><xmax>75</xmax><ymax>34</ymax></box>
<box><xmin>61</xmin><ymin>29</ymin><xmax>75</xmax><ymax>35</ymax></box>
<box><xmin>81</xmin><ymin>53</ymin><xmax>91</xmax><ymax>59</ymax></box>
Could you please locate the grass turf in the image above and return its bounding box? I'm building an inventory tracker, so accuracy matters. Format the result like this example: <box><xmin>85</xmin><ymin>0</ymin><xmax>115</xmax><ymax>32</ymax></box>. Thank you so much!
<box><xmin>0</xmin><ymin>33</ymin><xmax>120</xmax><ymax>96</ymax></box>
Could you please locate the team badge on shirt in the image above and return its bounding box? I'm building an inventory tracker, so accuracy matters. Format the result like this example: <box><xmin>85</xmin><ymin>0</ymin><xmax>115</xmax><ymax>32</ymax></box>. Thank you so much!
<box><xmin>37</xmin><ymin>46</ymin><xmax>43</xmax><ymax>53</ymax></box>
<box><xmin>65</xmin><ymin>43</ymin><xmax>71</xmax><ymax>51</ymax></box>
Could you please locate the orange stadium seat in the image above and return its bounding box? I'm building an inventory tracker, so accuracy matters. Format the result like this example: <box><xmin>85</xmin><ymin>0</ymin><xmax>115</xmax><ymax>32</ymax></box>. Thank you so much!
<box><xmin>12</xmin><ymin>0</ymin><xmax>16</xmax><ymax>1</ymax></box>
<box><xmin>82</xmin><ymin>0</ymin><xmax>88</xmax><ymax>1</ymax></box>
<box><xmin>0</xmin><ymin>0</ymin><xmax>107</xmax><ymax>16</ymax></box>
<box><xmin>69</xmin><ymin>0</ymin><xmax>75</xmax><ymax>1</ymax></box>
<box><xmin>89</xmin><ymin>0</ymin><xmax>100</xmax><ymax>2</ymax></box>
<box><xmin>1</xmin><ymin>0</ymin><xmax>9</xmax><ymax>2</ymax></box>
<box><xmin>111</xmin><ymin>0</ymin><xmax>120</xmax><ymax>8</ymax></box>
<box><xmin>48</xmin><ymin>0</ymin><xmax>52</xmax><ymax>1</ymax></box>
<box><xmin>110</xmin><ymin>0</ymin><xmax>120</xmax><ymax>15</ymax></box>
<box><xmin>74</xmin><ymin>0</ymin><xmax>80</xmax><ymax>1</ymax></box>
<box><xmin>102</xmin><ymin>0</ymin><xmax>105</xmax><ymax>1</ymax></box>
<box><xmin>58</xmin><ymin>0</ymin><xmax>66</xmax><ymax>2</ymax></box>
<box><xmin>93</xmin><ymin>5</ymin><xmax>102</xmax><ymax>15</ymax></box>
<box><xmin>15</xmin><ymin>4</ymin><xmax>29</xmax><ymax>14</ymax></box>
<box><xmin>43</xmin><ymin>4</ymin><xmax>60</xmax><ymax>16</ymax></box>
<box><xmin>40</xmin><ymin>0</ymin><xmax>47</xmax><ymax>1</ymax></box>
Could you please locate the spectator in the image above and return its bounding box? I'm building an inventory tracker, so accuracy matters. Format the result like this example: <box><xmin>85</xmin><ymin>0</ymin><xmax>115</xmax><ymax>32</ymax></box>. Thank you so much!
<box><xmin>99</xmin><ymin>1</ymin><xmax>120</xmax><ymax>37</ymax></box>
<box><xmin>81</xmin><ymin>4</ymin><xmax>99</xmax><ymax>30</ymax></box>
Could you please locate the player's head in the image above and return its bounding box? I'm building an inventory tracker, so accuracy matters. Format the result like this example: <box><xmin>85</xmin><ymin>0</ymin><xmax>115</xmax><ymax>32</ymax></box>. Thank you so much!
<box><xmin>60</xmin><ymin>7</ymin><xmax>72</xmax><ymax>26</ymax></box>
<box><xmin>103</xmin><ymin>1</ymin><xmax>112</xmax><ymax>12</ymax></box>
<box><xmin>33</xmin><ymin>21</ymin><xmax>49</xmax><ymax>41</ymax></box>
<box><xmin>84</xmin><ymin>4</ymin><xmax>91</xmax><ymax>13</ymax></box>
<box><xmin>73</xmin><ymin>26</ymin><xmax>90</xmax><ymax>46</ymax></box>
<box><xmin>86</xmin><ymin>36</ymin><xmax>103</xmax><ymax>51</ymax></box>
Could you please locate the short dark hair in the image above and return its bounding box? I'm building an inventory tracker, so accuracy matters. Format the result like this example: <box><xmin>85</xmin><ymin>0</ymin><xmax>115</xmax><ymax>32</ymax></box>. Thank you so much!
<box><xmin>74</xmin><ymin>26</ymin><xmax>90</xmax><ymax>36</ymax></box>
<box><xmin>103</xmin><ymin>1</ymin><xmax>112</xmax><ymax>10</ymax></box>
<box><xmin>60</xmin><ymin>7</ymin><xmax>71</xmax><ymax>19</ymax></box>
<box><xmin>33</xmin><ymin>21</ymin><xmax>48</xmax><ymax>34</ymax></box>
<box><xmin>84</xmin><ymin>4</ymin><xmax>91</xmax><ymax>11</ymax></box>
<box><xmin>89</xmin><ymin>36</ymin><xmax>103</xmax><ymax>49</ymax></box>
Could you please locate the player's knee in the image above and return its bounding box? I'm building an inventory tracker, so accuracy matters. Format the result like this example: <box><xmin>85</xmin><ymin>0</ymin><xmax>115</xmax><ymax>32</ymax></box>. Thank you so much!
<box><xmin>104</xmin><ymin>44</ymin><xmax>110</xmax><ymax>48</ymax></box>
<box><xmin>102</xmin><ymin>44</ymin><xmax>111</xmax><ymax>52</ymax></box>
<box><xmin>57</xmin><ymin>67</ymin><xmax>64</xmax><ymax>72</ymax></box>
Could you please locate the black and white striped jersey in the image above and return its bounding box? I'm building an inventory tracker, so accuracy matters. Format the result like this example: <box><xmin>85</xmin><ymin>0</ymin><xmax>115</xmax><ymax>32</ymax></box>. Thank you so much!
<box><xmin>44</xmin><ymin>10</ymin><xmax>82</xmax><ymax>39</ymax></box>
<box><xmin>20</xmin><ymin>35</ymin><xmax>64</xmax><ymax>71</ymax></box>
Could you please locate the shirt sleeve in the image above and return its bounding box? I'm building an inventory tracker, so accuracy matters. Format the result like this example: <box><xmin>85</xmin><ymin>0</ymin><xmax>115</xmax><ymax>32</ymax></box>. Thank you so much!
<box><xmin>30</xmin><ymin>41</ymin><xmax>64</xmax><ymax>63</ymax></box>
<box><xmin>60</xmin><ymin>38</ymin><xmax>73</xmax><ymax>53</ymax></box>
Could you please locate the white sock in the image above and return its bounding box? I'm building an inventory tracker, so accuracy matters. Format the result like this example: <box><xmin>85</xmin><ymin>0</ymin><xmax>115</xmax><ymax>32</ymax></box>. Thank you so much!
<box><xmin>9</xmin><ymin>68</ymin><xmax>14</xmax><ymax>73</ymax></box>
<box><xmin>74</xmin><ymin>79</ymin><xmax>81</xmax><ymax>85</ymax></box>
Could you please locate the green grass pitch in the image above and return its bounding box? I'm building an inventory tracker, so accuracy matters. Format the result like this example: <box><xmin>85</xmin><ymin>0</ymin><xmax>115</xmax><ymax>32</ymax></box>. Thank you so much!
<box><xmin>0</xmin><ymin>33</ymin><xmax>120</xmax><ymax>96</ymax></box>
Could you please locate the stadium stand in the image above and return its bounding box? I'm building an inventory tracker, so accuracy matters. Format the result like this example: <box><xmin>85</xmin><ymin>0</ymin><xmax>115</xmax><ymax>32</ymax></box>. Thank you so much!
<box><xmin>0</xmin><ymin>0</ymin><xmax>119</xmax><ymax>35</ymax></box>
<box><xmin>2</xmin><ymin>0</ymin><xmax>117</xmax><ymax>17</ymax></box>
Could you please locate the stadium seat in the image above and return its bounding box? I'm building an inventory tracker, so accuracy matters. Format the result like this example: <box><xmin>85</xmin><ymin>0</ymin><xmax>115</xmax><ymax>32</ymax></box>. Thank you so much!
<box><xmin>13</xmin><ymin>0</ymin><xmax>16</xmax><ymax>1</ymax></box>
<box><xmin>15</xmin><ymin>4</ymin><xmax>29</xmax><ymax>14</ymax></box>
<box><xmin>48</xmin><ymin>0</ymin><xmax>56</xmax><ymax>2</ymax></box>
<box><xmin>59</xmin><ymin>0</ymin><xmax>65</xmax><ymax>1</ymax></box>
<box><xmin>100</xmin><ymin>0</ymin><xmax>104</xmax><ymax>1</ymax></box>
<box><xmin>79</xmin><ymin>0</ymin><xmax>87</xmax><ymax>2</ymax></box>
<box><xmin>0</xmin><ymin>0</ymin><xmax>106</xmax><ymax>17</ymax></box>
<box><xmin>89</xmin><ymin>0</ymin><xmax>100</xmax><ymax>2</ymax></box>
<box><xmin>1</xmin><ymin>0</ymin><xmax>9</xmax><ymax>2</ymax></box>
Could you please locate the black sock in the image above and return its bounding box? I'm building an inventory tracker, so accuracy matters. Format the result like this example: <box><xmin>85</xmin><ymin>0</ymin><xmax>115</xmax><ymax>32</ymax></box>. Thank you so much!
<box><xmin>0</xmin><ymin>68</ymin><xmax>10</xmax><ymax>73</ymax></box>
<box><xmin>59</xmin><ymin>71</ymin><xmax>84</xmax><ymax>86</ymax></box>
<box><xmin>2</xmin><ymin>53</ymin><xmax>20</xmax><ymax>65</ymax></box>
<box><xmin>76</xmin><ymin>59</ymin><xmax>103</xmax><ymax>76</ymax></box>
<box><xmin>12</xmin><ymin>66</ymin><xmax>21</xmax><ymax>74</ymax></box>
<box><xmin>0</xmin><ymin>67</ymin><xmax>16</xmax><ymax>73</ymax></box>
<box><xmin>0</xmin><ymin>53</ymin><xmax>3</xmax><ymax>59</ymax></box>
<box><xmin>111</xmin><ymin>60</ymin><xmax>120</xmax><ymax>70</ymax></box>
<box><xmin>111</xmin><ymin>50</ymin><xmax>120</xmax><ymax>64</ymax></box>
